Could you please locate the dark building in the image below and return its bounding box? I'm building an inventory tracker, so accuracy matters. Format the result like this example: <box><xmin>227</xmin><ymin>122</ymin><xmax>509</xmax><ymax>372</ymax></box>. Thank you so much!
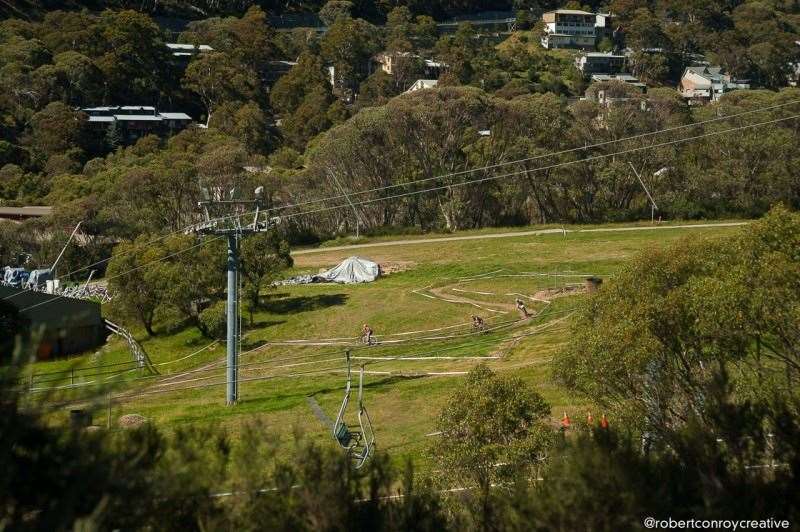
<box><xmin>576</xmin><ymin>52</ymin><xmax>627</xmax><ymax>75</ymax></box>
<box><xmin>0</xmin><ymin>286</ymin><xmax>106</xmax><ymax>359</ymax></box>
<box><xmin>82</xmin><ymin>106</ymin><xmax>193</xmax><ymax>144</ymax></box>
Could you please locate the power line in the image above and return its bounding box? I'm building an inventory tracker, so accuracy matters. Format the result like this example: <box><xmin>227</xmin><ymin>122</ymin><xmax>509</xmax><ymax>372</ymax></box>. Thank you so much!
<box><xmin>13</xmin><ymin>111</ymin><xmax>799</xmax><ymax>316</ymax></box>
<box><xmin>148</xmin><ymin>357</ymin><xmax>345</xmax><ymax>389</ymax></box>
<box><xmin>267</xmin><ymin>99</ymin><xmax>800</xmax><ymax>212</ymax></box>
<box><xmin>276</xmin><ymin>114</ymin><xmax>800</xmax><ymax>223</ymax></box>
<box><xmin>27</xmin><ymin>345</ymin><xmax>345</xmax><ymax>394</ymax></box>
<box><xmin>32</xmin><ymin>307</ymin><xmax>574</xmax><ymax>407</ymax></box>
<box><xmin>6</xmin><ymin>97</ymin><xmax>795</xmax><ymax>298</ymax></box>
<box><xmin>28</xmin><ymin>311</ymin><xmax>529</xmax><ymax>392</ymax></box>
<box><xmin>27</xmin><ymin>311</ymin><xmax>556</xmax><ymax>396</ymax></box>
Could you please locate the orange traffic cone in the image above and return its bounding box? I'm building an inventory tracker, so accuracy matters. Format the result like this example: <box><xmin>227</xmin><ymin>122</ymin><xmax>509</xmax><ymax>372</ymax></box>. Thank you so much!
<box><xmin>561</xmin><ymin>412</ymin><xmax>571</xmax><ymax>429</ymax></box>
<box><xmin>600</xmin><ymin>414</ymin><xmax>609</xmax><ymax>429</ymax></box>
<box><xmin>587</xmin><ymin>411</ymin><xmax>594</xmax><ymax>425</ymax></box>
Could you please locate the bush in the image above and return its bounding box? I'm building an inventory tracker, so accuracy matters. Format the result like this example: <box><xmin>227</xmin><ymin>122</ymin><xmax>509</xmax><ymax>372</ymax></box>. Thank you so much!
<box><xmin>198</xmin><ymin>301</ymin><xmax>227</xmax><ymax>339</ymax></box>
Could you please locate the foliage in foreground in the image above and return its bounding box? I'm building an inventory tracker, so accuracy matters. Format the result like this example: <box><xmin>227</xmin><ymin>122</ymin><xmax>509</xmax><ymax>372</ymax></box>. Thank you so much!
<box><xmin>3</xmin><ymin>358</ymin><xmax>800</xmax><ymax>530</ymax></box>
<box><xmin>4</xmin><ymin>209</ymin><xmax>800</xmax><ymax>529</ymax></box>
<box><xmin>0</xmin><ymin>362</ymin><xmax>447</xmax><ymax>531</ymax></box>
<box><xmin>555</xmin><ymin>206</ymin><xmax>800</xmax><ymax>440</ymax></box>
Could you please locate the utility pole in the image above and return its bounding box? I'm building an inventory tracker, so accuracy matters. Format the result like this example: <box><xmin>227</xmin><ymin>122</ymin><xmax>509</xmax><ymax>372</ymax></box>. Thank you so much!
<box><xmin>193</xmin><ymin>186</ymin><xmax>279</xmax><ymax>405</ymax></box>
<box><xmin>327</xmin><ymin>170</ymin><xmax>362</xmax><ymax>239</ymax></box>
<box><xmin>51</xmin><ymin>220</ymin><xmax>82</xmax><ymax>280</ymax></box>
<box><xmin>629</xmin><ymin>162</ymin><xmax>658</xmax><ymax>224</ymax></box>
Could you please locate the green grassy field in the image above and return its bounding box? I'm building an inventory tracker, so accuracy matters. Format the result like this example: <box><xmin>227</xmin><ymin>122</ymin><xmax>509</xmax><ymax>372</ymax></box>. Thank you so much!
<box><xmin>28</xmin><ymin>220</ymin><xmax>745</xmax><ymax>469</ymax></box>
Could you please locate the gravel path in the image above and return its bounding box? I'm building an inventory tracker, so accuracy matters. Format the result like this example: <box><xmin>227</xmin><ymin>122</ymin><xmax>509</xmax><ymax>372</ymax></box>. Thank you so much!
<box><xmin>292</xmin><ymin>222</ymin><xmax>747</xmax><ymax>256</ymax></box>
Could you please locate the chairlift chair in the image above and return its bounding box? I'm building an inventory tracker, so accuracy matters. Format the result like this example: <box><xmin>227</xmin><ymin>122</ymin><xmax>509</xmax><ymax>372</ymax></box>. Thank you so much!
<box><xmin>332</xmin><ymin>351</ymin><xmax>375</xmax><ymax>469</ymax></box>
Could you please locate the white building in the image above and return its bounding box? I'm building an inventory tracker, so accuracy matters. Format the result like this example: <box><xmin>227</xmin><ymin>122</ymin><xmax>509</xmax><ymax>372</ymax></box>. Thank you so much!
<box><xmin>405</xmin><ymin>79</ymin><xmax>438</xmax><ymax>93</ymax></box>
<box><xmin>166</xmin><ymin>43</ymin><xmax>214</xmax><ymax>58</ymax></box>
<box><xmin>791</xmin><ymin>41</ymin><xmax>800</xmax><ymax>86</ymax></box>
<box><xmin>678</xmin><ymin>66</ymin><xmax>750</xmax><ymax>104</ymax></box>
<box><xmin>82</xmin><ymin>106</ymin><xmax>193</xmax><ymax>141</ymax></box>
<box><xmin>372</xmin><ymin>52</ymin><xmax>446</xmax><ymax>78</ymax></box>
<box><xmin>541</xmin><ymin>9</ymin><xmax>598</xmax><ymax>50</ymax></box>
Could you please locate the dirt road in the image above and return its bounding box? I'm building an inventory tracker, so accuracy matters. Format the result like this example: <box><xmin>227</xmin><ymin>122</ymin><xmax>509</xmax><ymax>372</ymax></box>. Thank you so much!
<box><xmin>292</xmin><ymin>222</ymin><xmax>747</xmax><ymax>256</ymax></box>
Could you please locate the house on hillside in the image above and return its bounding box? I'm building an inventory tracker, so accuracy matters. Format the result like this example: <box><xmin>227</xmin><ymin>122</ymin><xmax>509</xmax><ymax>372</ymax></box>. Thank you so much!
<box><xmin>166</xmin><ymin>43</ymin><xmax>214</xmax><ymax>58</ymax></box>
<box><xmin>405</xmin><ymin>79</ymin><xmax>438</xmax><ymax>93</ymax></box>
<box><xmin>590</xmin><ymin>73</ymin><xmax>646</xmax><ymax>91</ymax></box>
<box><xmin>576</xmin><ymin>52</ymin><xmax>626</xmax><ymax>75</ymax></box>
<box><xmin>167</xmin><ymin>43</ymin><xmax>213</xmax><ymax>67</ymax></box>
<box><xmin>678</xmin><ymin>66</ymin><xmax>750</xmax><ymax>104</ymax></box>
<box><xmin>540</xmin><ymin>9</ymin><xmax>598</xmax><ymax>50</ymax></box>
<box><xmin>82</xmin><ymin>106</ymin><xmax>193</xmax><ymax>143</ymax></box>
<box><xmin>372</xmin><ymin>52</ymin><xmax>446</xmax><ymax>78</ymax></box>
<box><xmin>263</xmin><ymin>60</ymin><xmax>298</xmax><ymax>85</ymax></box>
<box><xmin>590</xmin><ymin>89</ymin><xmax>649</xmax><ymax>110</ymax></box>
<box><xmin>790</xmin><ymin>41</ymin><xmax>800</xmax><ymax>86</ymax></box>
<box><xmin>594</xmin><ymin>13</ymin><xmax>617</xmax><ymax>43</ymax></box>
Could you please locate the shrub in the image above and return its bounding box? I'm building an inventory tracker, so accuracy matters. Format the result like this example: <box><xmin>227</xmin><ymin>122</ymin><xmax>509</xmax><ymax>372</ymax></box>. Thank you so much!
<box><xmin>198</xmin><ymin>301</ymin><xmax>227</xmax><ymax>339</ymax></box>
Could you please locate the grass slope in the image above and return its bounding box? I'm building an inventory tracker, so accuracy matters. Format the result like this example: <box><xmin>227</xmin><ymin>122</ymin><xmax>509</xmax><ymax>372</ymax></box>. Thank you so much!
<box><xmin>30</xmin><ymin>221</ymin><xmax>744</xmax><ymax>467</ymax></box>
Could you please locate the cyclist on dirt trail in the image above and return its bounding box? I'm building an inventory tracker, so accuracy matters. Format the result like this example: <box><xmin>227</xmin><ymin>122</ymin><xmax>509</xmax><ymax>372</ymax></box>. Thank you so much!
<box><xmin>361</xmin><ymin>324</ymin><xmax>375</xmax><ymax>345</ymax></box>
<box><xmin>515</xmin><ymin>298</ymin><xmax>531</xmax><ymax>319</ymax></box>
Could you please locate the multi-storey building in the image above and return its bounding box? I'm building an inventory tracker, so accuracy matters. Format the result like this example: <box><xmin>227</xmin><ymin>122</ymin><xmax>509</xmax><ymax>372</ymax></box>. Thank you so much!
<box><xmin>540</xmin><ymin>9</ymin><xmax>597</xmax><ymax>50</ymax></box>
<box><xmin>678</xmin><ymin>66</ymin><xmax>750</xmax><ymax>104</ymax></box>
<box><xmin>576</xmin><ymin>52</ymin><xmax>627</xmax><ymax>75</ymax></box>
<box><xmin>82</xmin><ymin>106</ymin><xmax>193</xmax><ymax>142</ymax></box>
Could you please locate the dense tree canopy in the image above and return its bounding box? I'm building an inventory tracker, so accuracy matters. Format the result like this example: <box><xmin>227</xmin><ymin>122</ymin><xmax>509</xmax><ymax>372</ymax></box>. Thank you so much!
<box><xmin>555</xmin><ymin>206</ymin><xmax>800</xmax><ymax>438</ymax></box>
<box><xmin>0</xmin><ymin>2</ymin><xmax>798</xmax><ymax>337</ymax></box>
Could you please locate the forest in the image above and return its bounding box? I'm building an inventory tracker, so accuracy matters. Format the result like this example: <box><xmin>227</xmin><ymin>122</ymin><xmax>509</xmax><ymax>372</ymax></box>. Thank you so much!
<box><xmin>2</xmin><ymin>208</ymin><xmax>800</xmax><ymax>530</ymax></box>
<box><xmin>1</xmin><ymin>1</ymin><xmax>798</xmax><ymax>280</ymax></box>
<box><xmin>1</xmin><ymin>2</ymin><xmax>800</xmax><ymax>528</ymax></box>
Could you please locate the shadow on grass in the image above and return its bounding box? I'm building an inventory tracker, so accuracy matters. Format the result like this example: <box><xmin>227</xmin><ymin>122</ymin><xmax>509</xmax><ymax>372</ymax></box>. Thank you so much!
<box><xmin>262</xmin><ymin>293</ymin><xmax>349</xmax><ymax>314</ymax></box>
<box><xmin>244</xmin><ymin>319</ymin><xmax>286</xmax><ymax>330</ymax></box>
<box><xmin>227</xmin><ymin>375</ymin><xmax>428</xmax><ymax>418</ymax></box>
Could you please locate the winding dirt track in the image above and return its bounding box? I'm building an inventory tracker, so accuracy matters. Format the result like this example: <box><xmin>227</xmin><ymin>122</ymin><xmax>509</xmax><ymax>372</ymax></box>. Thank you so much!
<box><xmin>103</xmin><ymin>222</ymin><xmax>747</xmax><ymax>402</ymax></box>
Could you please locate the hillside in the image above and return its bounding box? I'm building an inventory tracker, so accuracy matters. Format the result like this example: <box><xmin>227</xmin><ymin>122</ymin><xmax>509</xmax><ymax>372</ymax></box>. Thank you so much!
<box><xmin>27</xmin><ymin>220</ymin><xmax>744</xmax><ymax>467</ymax></box>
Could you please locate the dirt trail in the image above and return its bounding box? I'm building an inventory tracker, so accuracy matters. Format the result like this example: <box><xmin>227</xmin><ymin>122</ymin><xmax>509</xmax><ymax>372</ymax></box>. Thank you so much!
<box><xmin>292</xmin><ymin>222</ymin><xmax>746</xmax><ymax>256</ymax></box>
<box><xmin>427</xmin><ymin>285</ymin><xmax>516</xmax><ymax>312</ymax></box>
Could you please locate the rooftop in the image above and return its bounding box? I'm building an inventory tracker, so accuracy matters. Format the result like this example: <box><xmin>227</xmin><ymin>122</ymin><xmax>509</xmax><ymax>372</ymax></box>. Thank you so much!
<box><xmin>592</xmin><ymin>73</ymin><xmax>640</xmax><ymax>80</ymax></box>
<box><xmin>684</xmin><ymin>65</ymin><xmax>727</xmax><ymax>82</ymax></box>
<box><xmin>547</xmin><ymin>9</ymin><xmax>595</xmax><ymax>15</ymax></box>
<box><xmin>160</xmin><ymin>112</ymin><xmax>192</xmax><ymax>120</ymax></box>
<box><xmin>166</xmin><ymin>43</ymin><xmax>214</xmax><ymax>52</ymax></box>
<box><xmin>114</xmin><ymin>115</ymin><xmax>163</xmax><ymax>121</ymax></box>
<box><xmin>81</xmin><ymin>106</ymin><xmax>193</xmax><ymax>123</ymax></box>
<box><xmin>0</xmin><ymin>206</ymin><xmax>52</xmax><ymax>217</ymax></box>
<box><xmin>406</xmin><ymin>79</ymin><xmax>439</xmax><ymax>93</ymax></box>
<box><xmin>583</xmin><ymin>52</ymin><xmax>626</xmax><ymax>58</ymax></box>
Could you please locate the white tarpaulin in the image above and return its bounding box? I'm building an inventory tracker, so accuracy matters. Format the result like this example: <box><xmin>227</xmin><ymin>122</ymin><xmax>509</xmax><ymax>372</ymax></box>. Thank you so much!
<box><xmin>316</xmin><ymin>256</ymin><xmax>380</xmax><ymax>283</ymax></box>
<box><xmin>277</xmin><ymin>256</ymin><xmax>381</xmax><ymax>285</ymax></box>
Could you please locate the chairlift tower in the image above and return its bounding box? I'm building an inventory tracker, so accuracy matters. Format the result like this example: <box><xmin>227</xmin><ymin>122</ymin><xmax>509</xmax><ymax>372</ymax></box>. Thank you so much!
<box><xmin>193</xmin><ymin>186</ymin><xmax>279</xmax><ymax>405</ymax></box>
<box><xmin>629</xmin><ymin>162</ymin><xmax>659</xmax><ymax>224</ymax></box>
